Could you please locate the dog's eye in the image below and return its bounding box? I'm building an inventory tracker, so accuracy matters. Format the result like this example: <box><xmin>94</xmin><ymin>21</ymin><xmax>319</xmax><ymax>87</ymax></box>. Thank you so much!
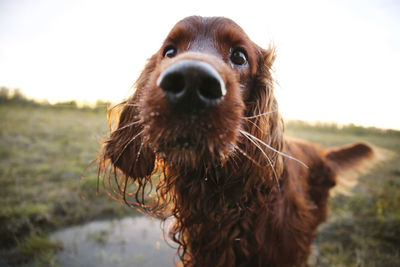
<box><xmin>163</xmin><ymin>46</ymin><xmax>177</xmax><ymax>58</ymax></box>
<box><xmin>230</xmin><ymin>48</ymin><xmax>248</xmax><ymax>66</ymax></box>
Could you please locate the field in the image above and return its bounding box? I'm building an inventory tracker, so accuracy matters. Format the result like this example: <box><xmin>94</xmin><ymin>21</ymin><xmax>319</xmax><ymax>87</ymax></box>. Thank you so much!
<box><xmin>0</xmin><ymin>102</ymin><xmax>399</xmax><ymax>266</ymax></box>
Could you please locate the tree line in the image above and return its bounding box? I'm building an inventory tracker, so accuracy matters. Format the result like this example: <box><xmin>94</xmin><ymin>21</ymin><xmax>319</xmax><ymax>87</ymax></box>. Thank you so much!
<box><xmin>0</xmin><ymin>86</ymin><xmax>110</xmax><ymax>112</ymax></box>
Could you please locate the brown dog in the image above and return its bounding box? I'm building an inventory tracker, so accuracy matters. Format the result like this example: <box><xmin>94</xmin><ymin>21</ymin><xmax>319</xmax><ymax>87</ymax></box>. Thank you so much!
<box><xmin>99</xmin><ymin>16</ymin><xmax>374</xmax><ymax>267</ymax></box>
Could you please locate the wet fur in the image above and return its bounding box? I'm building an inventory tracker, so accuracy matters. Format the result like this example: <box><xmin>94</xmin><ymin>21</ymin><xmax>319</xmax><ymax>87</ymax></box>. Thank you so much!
<box><xmin>99</xmin><ymin>16</ymin><xmax>374</xmax><ymax>267</ymax></box>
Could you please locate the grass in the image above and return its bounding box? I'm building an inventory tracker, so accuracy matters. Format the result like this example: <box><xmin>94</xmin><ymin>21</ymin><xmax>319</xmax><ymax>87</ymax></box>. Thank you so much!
<box><xmin>287</xmin><ymin>121</ymin><xmax>400</xmax><ymax>266</ymax></box>
<box><xmin>0</xmin><ymin>103</ymin><xmax>135</xmax><ymax>265</ymax></box>
<box><xmin>13</xmin><ymin>235</ymin><xmax>62</xmax><ymax>266</ymax></box>
<box><xmin>0</xmin><ymin>102</ymin><xmax>399</xmax><ymax>266</ymax></box>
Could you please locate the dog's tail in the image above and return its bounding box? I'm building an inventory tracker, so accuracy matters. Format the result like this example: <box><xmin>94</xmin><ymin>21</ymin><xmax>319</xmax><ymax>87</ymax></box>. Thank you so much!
<box><xmin>326</xmin><ymin>143</ymin><xmax>374</xmax><ymax>170</ymax></box>
<box><xmin>325</xmin><ymin>143</ymin><xmax>388</xmax><ymax>195</ymax></box>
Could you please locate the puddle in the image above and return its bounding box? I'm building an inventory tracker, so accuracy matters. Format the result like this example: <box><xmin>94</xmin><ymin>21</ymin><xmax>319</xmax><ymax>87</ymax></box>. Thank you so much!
<box><xmin>50</xmin><ymin>216</ymin><xmax>177</xmax><ymax>267</ymax></box>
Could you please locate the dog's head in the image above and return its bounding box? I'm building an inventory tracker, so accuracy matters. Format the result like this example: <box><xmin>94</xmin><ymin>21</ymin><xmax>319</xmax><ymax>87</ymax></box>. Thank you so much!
<box><xmin>101</xmin><ymin>16</ymin><xmax>282</xmax><ymax>178</ymax></box>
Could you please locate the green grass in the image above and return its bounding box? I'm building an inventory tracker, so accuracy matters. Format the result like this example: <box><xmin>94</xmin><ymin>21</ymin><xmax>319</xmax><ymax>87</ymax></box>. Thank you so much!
<box><xmin>0</xmin><ymin>103</ymin><xmax>134</xmax><ymax>265</ymax></box>
<box><xmin>12</xmin><ymin>235</ymin><xmax>62</xmax><ymax>266</ymax></box>
<box><xmin>0</xmin><ymin>103</ymin><xmax>399</xmax><ymax>266</ymax></box>
<box><xmin>287</xmin><ymin>120</ymin><xmax>400</xmax><ymax>266</ymax></box>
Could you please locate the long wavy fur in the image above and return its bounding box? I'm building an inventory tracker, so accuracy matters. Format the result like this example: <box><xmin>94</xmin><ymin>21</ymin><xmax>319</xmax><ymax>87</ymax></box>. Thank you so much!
<box><xmin>98</xmin><ymin>16</ymin><xmax>374</xmax><ymax>267</ymax></box>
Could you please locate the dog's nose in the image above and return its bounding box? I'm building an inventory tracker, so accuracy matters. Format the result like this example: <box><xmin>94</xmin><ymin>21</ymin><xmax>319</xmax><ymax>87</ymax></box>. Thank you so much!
<box><xmin>157</xmin><ymin>60</ymin><xmax>226</xmax><ymax>110</ymax></box>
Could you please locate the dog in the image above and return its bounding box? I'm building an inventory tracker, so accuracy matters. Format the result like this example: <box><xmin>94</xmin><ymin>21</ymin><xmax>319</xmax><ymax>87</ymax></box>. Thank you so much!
<box><xmin>99</xmin><ymin>16</ymin><xmax>374</xmax><ymax>266</ymax></box>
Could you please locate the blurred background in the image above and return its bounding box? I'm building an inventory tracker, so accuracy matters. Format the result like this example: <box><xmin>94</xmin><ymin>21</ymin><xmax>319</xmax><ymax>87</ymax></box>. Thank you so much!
<box><xmin>1</xmin><ymin>0</ymin><xmax>399</xmax><ymax>266</ymax></box>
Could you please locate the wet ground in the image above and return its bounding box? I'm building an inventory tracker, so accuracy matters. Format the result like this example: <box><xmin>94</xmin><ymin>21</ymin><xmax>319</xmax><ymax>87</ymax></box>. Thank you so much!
<box><xmin>50</xmin><ymin>216</ymin><xmax>176</xmax><ymax>267</ymax></box>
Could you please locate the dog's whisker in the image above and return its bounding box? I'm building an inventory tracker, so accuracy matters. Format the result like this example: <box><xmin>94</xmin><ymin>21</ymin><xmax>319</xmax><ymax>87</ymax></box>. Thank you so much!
<box><xmin>96</xmin><ymin>16</ymin><xmax>377</xmax><ymax>267</ymax></box>
<box><xmin>124</xmin><ymin>103</ymin><xmax>139</xmax><ymax>107</ymax></box>
<box><xmin>113</xmin><ymin>130</ymin><xmax>144</xmax><ymax>164</ymax></box>
<box><xmin>239</xmin><ymin>131</ymin><xmax>280</xmax><ymax>190</ymax></box>
<box><xmin>227</xmin><ymin>145</ymin><xmax>240</xmax><ymax>168</ymax></box>
<box><xmin>112</xmin><ymin>120</ymin><xmax>140</xmax><ymax>132</ymax></box>
<box><xmin>240</xmin><ymin>130</ymin><xmax>309</xmax><ymax>168</ymax></box>
<box><xmin>247</xmin><ymin>119</ymin><xmax>263</xmax><ymax>133</ymax></box>
<box><xmin>233</xmin><ymin>145</ymin><xmax>263</xmax><ymax>169</ymax></box>
<box><xmin>244</xmin><ymin>110</ymin><xmax>277</xmax><ymax>119</ymax></box>
<box><xmin>135</xmin><ymin>140</ymin><xmax>144</xmax><ymax>163</ymax></box>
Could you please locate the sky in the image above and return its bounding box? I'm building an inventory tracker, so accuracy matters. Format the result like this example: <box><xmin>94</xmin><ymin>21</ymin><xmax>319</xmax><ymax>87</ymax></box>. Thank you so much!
<box><xmin>1</xmin><ymin>0</ymin><xmax>399</xmax><ymax>129</ymax></box>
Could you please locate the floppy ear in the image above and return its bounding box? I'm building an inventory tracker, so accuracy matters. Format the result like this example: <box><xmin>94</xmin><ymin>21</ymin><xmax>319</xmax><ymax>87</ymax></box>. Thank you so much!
<box><xmin>251</xmin><ymin>46</ymin><xmax>281</xmax><ymax>135</ymax></box>
<box><xmin>100</xmin><ymin>55</ymin><xmax>158</xmax><ymax>179</ymax></box>
<box><xmin>245</xmin><ymin>45</ymin><xmax>285</xmax><ymax>175</ymax></box>
<box><xmin>102</xmin><ymin>100</ymin><xmax>155</xmax><ymax>179</ymax></box>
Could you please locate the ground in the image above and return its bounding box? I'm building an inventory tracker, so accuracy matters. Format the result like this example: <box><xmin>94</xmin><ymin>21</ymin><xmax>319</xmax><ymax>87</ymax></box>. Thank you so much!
<box><xmin>0</xmin><ymin>102</ymin><xmax>399</xmax><ymax>266</ymax></box>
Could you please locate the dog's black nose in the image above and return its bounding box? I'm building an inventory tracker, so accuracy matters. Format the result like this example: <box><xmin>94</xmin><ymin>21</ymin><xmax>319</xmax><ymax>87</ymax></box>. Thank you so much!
<box><xmin>157</xmin><ymin>60</ymin><xmax>226</xmax><ymax>110</ymax></box>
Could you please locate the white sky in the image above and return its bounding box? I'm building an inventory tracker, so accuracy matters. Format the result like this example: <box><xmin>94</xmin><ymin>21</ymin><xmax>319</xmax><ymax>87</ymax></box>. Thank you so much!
<box><xmin>1</xmin><ymin>0</ymin><xmax>399</xmax><ymax>129</ymax></box>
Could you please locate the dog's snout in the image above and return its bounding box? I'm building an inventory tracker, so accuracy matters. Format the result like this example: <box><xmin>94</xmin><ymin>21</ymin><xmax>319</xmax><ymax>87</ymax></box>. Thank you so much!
<box><xmin>157</xmin><ymin>60</ymin><xmax>226</xmax><ymax>110</ymax></box>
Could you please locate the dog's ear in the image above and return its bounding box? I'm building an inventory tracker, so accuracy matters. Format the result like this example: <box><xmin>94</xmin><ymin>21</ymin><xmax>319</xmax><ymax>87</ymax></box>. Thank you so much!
<box><xmin>261</xmin><ymin>45</ymin><xmax>276</xmax><ymax>70</ymax></box>
<box><xmin>102</xmin><ymin>101</ymin><xmax>155</xmax><ymax>179</ymax></box>
<box><xmin>251</xmin><ymin>45</ymin><xmax>279</xmax><ymax>124</ymax></box>
<box><xmin>243</xmin><ymin>45</ymin><xmax>285</xmax><ymax>175</ymax></box>
<box><xmin>100</xmin><ymin>55</ymin><xmax>158</xmax><ymax>179</ymax></box>
<box><xmin>325</xmin><ymin>143</ymin><xmax>374</xmax><ymax>171</ymax></box>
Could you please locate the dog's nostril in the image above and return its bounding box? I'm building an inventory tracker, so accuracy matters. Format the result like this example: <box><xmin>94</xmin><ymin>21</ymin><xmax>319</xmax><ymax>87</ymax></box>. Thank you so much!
<box><xmin>199</xmin><ymin>76</ymin><xmax>223</xmax><ymax>101</ymax></box>
<box><xmin>157</xmin><ymin>60</ymin><xmax>226</xmax><ymax>109</ymax></box>
<box><xmin>159</xmin><ymin>72</ymin><xmax>186</xmax><ymax>100</ymax></box>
